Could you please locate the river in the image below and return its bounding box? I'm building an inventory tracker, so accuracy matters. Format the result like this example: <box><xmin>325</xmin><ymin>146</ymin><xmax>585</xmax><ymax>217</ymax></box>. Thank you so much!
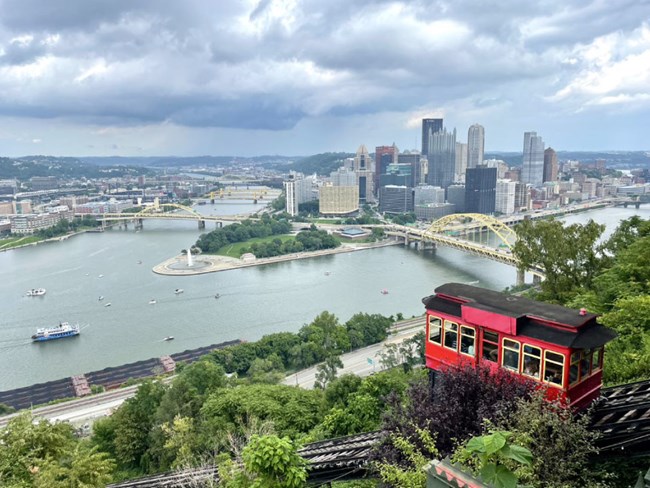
<box><xmin>1</xmin><ymin>203</ymin><xmax>648</xmax><ymax>391</ymax></box>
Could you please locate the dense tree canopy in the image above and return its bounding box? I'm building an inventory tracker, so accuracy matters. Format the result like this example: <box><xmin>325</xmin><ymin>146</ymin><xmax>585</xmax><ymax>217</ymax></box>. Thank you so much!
<box><xmin>195</xmin><ymin>216</ymin><xmax>292</xmax><ymax>254</ymax></box>
<box><xmin>512</xmin><ymin>218</ymin><xmax>605</xmax><ymax>303</ymax></box>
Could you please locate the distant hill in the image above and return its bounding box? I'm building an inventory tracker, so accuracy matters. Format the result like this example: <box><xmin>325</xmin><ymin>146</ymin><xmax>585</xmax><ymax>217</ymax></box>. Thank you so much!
<box><xmin>0</xmin><ymin>155</ymin><xmax>151</xmax><ymax>180</ymax></box>
<box><xmin>273</xmin><ymin>152</ymin><xmax>354</xmax><ymax>175</ymax></box>
<box><xmin>485</xmin><ymin>151</ymin><xmax>650</xmax><ymax>169</ymax></box>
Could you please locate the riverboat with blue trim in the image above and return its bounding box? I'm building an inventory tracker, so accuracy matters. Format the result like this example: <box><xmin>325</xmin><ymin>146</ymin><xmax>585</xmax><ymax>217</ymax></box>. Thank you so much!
<box><xmin>31</xmin><ymin>322</ymin><xmax>80</xmax><ymax>342</ymax></box>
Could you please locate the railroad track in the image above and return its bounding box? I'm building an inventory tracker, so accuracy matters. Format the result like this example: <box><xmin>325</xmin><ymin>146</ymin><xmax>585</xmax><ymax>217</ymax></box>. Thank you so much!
<box><xmin>108</xmin><ymin>431</ymin><xmax>383</xmax><ymax>487</ymax></box>
<box><xmin>591</xmin><ymin>379</ymin><xmax>650</xmax><ymax>453</ymax></box>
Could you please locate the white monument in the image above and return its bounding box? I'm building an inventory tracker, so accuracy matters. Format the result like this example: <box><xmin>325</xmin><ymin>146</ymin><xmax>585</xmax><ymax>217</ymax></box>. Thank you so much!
<box><xmin>187</xmin><ymin>247</ymin><xmax>193</xmax><ymax>267</ymax></box>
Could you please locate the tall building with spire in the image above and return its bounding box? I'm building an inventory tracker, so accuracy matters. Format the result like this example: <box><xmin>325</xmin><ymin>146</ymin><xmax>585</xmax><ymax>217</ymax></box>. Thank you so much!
<box><xmin>421</xmin><ymin>118</ymin><xmax>443</xmax><ymax>156</ymax></box>
<box><xmin>426</xmin><ymin>127</ymin><xmax>456</xmax><ymax>189</ymax></box>
<box><xmin>521</xmin><ymin>131</ymin><xmax>545</xmax><ymax>187</ymax></box>
<box><xmin>353</xmin><ymin>144</ymin><xmax>375</xmax><ymax>203</ymax></box>
<box><xmin>543</xmin><ymin>147</ymin><xmax>558</xmax><ymax>183</ymax></box>
<box><xmin>467</xmin><ymin>124</ymin><xmax>485</xmax><ymax>169</ymax></box>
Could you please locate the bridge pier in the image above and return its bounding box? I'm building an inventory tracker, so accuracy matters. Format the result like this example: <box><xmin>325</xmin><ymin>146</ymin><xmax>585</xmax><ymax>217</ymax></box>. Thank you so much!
<box><xmin>215</xmin><ymin>221</ymin><xmax>222</xmax><ymax>228</ymax></box>
<box><xmin>135</xmin><ymin>219</ymin><xmax>143</xmax><ymax>230</ymax></box>
<box><xmin>198</xmin><ymin>220</ymin><xmax>206</xmax><ymax>229</ymax></box>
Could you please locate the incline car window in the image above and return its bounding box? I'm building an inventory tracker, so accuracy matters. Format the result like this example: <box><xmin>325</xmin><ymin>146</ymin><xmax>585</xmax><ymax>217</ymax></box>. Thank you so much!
<box><xmin>460</xmin><ymin>326</ymin><xmax>476</xmax><ymax>356</ymax></box>
<box><xmin>502</xmin><ymin>338</ymin><xmax>520</xmax><ymax>371</ymax></box>
<box><xmin>444</xmin><ymin>321</ymin><xmax>458</xmax><ymax>351</ymax></box>
<box><xmin>482</xmin><ymin>331</ymin><xmax>499</xmax><ymax>362</ymax></box>
<box><xmin>428</xmin><ymin>316</ymin><xmax>442</xmax><ymax>345</ymax></box>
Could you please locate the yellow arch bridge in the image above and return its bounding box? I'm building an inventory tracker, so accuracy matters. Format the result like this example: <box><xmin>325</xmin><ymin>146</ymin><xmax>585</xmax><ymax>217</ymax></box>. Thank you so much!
<box><xmin>382</xmin><ymin>213</ymin><xmax>543</xmax><ymax>285</ymax></box>
<box><xmin>87</xmin><ymin>203</ymin><xmax>249</xmax><ymax>229</ymax></box>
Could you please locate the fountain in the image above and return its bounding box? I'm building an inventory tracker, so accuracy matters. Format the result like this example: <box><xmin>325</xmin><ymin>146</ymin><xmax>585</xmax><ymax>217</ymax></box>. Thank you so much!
<box><xmin>166</xmin><ymin>246</ymin><xmax>210</xmax><ymax>271</ymax></box>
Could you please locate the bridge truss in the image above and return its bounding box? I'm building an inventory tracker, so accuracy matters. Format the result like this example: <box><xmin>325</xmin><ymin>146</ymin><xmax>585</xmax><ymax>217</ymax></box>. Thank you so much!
<box><xmin>386</xmin><ymin>213</ymin><xmax>544</xmax><ymax>279</ymax></box>
<box><xmin>92</xmin><ymin>202</ymin><xmax>244</xmax><ymax>224</ymax></box>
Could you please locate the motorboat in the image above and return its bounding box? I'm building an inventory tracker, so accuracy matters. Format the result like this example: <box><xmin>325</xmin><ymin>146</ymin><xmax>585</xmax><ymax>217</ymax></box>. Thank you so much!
<box><xmin>26</xmin><ymin>288</ymin><xmax>46</xmax><ymax>297</ymax></box>
<box><xmin>98</xmin><ymin>274</ymin><xmax>104</xmax><ymax>278</ymax></box>
<box><xmin>214</xmin><ymin>293</ymin><xmax>221</xmax><ymax>299</ymax></box>
<box><xmin>174</xmin><ymin>289</ymin><xmax>184</xmax><ymax>295</ymax></box>
<box><xmin>149</xmin><ymin>299</ymin><xmax>157</xmax><ymax>305</ymax></box>
<box><xmin>163</xmin><ymin>336</ymin><xmax>174</xmax><ymax>341</ymax></box>
<box><xmin>104</xmin><ymin>302</ymin><xmax>112</xmax><ymax>307</ymax></box>
<box><xmin>380</xmin><ymin>289</ymin><xmax>389</xmax><ymax>295</ymax></box>
<box><xmin>98</xmin><ymin>296</ymin><xmax>104</xmax><ymax>301</ymax></box>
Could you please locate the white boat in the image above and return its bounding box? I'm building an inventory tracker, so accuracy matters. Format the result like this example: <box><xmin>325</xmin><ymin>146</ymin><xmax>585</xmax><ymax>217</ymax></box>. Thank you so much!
<box><xmin>26</xmin><ymin>288</ymin><xmax>46</xmax><ymax>297</ymax></box>
<box><xmin>104</xmin><ymin>302</ymin><xmax>112</xmax><ymax>307</ymax></box>
<box><xmin>149</xmin><ymin>299</ymin><xmax>157</xmax><ymax>305</ymax></box>
<box><xmin>174</xmin><ymin>289</ymin><xmax>184</xmax><ymax>295</ymax></box>
<box><xmin>98</xmin><ymin>274</ymin><xmax>104</xmax><ymax>278</ymax></box>
<box><xmin>163</xmin><ymin>336</ymin><xmax>174</xmax><ymax>341</ymax></box>
<box><xmin>380</xmin><ymin>289</ymin><xmax>389</xmax><ymax>295</ymax></box>
<box><xmin>98</xmin><ymin>296</ymin><xmax>104</xmax><ymax>301</ymax></box>
<box><xmin>32</xmin><ymin>322</ymin><xmax>80</xmax><ymax>342</ymax></box>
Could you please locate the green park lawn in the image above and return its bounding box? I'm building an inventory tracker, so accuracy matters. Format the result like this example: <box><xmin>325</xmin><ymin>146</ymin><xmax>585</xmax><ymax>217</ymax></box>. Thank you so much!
<box><xmin>216</xmin><ymin>234</ymin><xmax>295</xmax><ymax>258</ymax></box>
<box><xmin>0</xmin><ymin>235</ymin><xmax>43</xmax><ymax>250</ymax></box>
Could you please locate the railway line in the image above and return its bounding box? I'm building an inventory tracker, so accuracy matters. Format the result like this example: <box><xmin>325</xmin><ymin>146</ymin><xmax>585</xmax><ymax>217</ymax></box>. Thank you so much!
<box><xmin>108</xmin><ymin>378</ymin><xmax>650</xmax><ymax>487</ymax></box>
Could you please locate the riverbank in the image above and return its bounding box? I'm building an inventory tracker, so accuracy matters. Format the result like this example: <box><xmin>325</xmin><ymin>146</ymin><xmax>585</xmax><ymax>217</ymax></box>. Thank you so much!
<box><xmin>152</xmin><ymin>239</ymin><xmax>400</xmax><ymax>276</ymax></box>
<box><xmin>0</xmin><ymin>229</ymin><xmax>92</xmax><ymax>252</ymax></box>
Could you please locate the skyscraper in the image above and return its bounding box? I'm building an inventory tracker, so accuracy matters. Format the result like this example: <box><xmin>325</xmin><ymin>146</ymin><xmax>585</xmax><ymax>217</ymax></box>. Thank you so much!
<box><xmin>465</xmin><ymin>167</ymin><xmax>496</xmax><ymax>214</ymax></box>
<box><xmin>426</xmin><ymin>127</ymin><xmax>456</xmax><ymax>189</ymax></box>
<box><xmin>353</xmin><ymin>144</ymin><xmax>374</xmax><ymax>203</ymax></box>
<box><xmin>455</xmin><ymin>142</ymin><xmax>468</xmax><ymax>181</ymax></box>
<box><xmin>521</xmin><ymin>132</ymin><xmax>545</xmax><ymax>187</ymax></box>
<box><xmin>375</xmin><ymin>144</ymin><xmax>398</xmax><ymax>193</ymax></box>
<box><xmin>421</xmin><ymin>118</ymin><xmax>443</xmax><ymax>155</ymax></box>
<box><xmin>543</xmin><ymin>147</ymin><xmax>558</xmax><ymax>183</ymax></box>
<box><xmin>467</xmin><ymin>124</ymin><xmax>485</xmax><ymax>169</ymax></box>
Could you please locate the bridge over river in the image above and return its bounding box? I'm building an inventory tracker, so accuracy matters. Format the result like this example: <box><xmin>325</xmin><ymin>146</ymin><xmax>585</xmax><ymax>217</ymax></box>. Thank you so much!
<box><xmin>83</xmin><ymin>202</ymin><xmax>254</xmax><ymax>229</ymax></box>
<box><xmin>378</xmin><ymin>213</ymin><xmax>546</xmax><ymax>285</ymax></box>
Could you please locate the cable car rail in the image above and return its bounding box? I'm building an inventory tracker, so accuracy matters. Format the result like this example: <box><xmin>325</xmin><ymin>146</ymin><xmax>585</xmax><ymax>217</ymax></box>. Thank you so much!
<box><xmin>107</xmin><ymin>431</ymin><xmax>382</xmax><ymax>488</ymax></box>
<box><xmin>108</xmin><ymin>383</ymin><xmax>650</xmax><ymax>488</ymax></box>
<box><xmin>591</xmin><ymin>379</ymin><xmax>650</xmax><ymax>453</ymax></box>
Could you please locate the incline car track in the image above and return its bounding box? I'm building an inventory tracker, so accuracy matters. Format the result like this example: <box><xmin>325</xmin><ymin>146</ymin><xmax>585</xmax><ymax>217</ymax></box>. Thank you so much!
<box><xmin>109</xmin><ymin>380</ymin><xmax>650</xmax><ymax>487</ymax></box>
<box><xmin>591</xmin><ymin>379</ymin><xmax>650</xmax><ymax>453</ymax></box>
<box><xmin>108</xmin><ymin>431</ymin><xmax>383</xmax><ymax>487</ymax></box>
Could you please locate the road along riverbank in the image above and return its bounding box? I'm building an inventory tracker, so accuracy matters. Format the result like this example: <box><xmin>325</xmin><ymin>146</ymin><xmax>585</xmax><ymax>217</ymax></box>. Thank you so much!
<box><xmin>152</xmin><ymin>240</ymin><xmax>400</xmax><ymax>276</ymax></box>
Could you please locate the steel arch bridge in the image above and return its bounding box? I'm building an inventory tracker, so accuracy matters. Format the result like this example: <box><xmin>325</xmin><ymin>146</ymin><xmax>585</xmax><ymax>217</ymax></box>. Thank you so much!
<box><xmin>425</xmin><ymin>213</ymin><xmax>517</xmax><ymax>250</ymax></box>
<box><xmin>92</xmin><ymin>202</ymin><xmax>245</xmax><ymax>224</ymax></box>
<box><xmin>386</xmin><ymin>213</ymin><xmax>543</xmax><ymax>280</ymax></box>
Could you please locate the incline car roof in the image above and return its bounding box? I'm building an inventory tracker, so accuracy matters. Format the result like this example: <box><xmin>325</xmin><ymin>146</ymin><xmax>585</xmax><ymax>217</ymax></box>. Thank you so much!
<box><xmin>422</xmin><ymin>283</ymin><xmax>617</xmax><ymax>348</ymax></box>
<box><xmin>433</xmin><ymin>283</ymin><xmax>597</xmax><ymax>328</ymax></box>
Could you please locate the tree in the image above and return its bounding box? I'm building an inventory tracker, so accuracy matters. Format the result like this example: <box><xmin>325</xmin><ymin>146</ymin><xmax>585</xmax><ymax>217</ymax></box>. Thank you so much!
<box><xmin>512</xmin><ymin>218</ymin><xmax>604</xmax><ymax>303</ymax></box>
<box><xmin>33</xmin><ymin>445</ymin><xmax>115</xmax><ymax>488</ymax></box>
<box><xmin>111</xmin><ymin>380</ymin><xmax>166</xmax><ymax>468</ymax></box>
<box><xmin>324</xmin><ymin>374</ymin><xmax>362</xmax><ymax>408</ymax></box>
<box><xmin>377</xmin><ymin>364</ymin><xmax>534</xmax><ymax>463</ymax></box>
<box><xmin>218</xmin><ymin>435</ymin><xmax>307</xmax><ymax>488</ymax></box>
<box><xmin>494</xmin><ymin>392</ymin><xmax>610</xmax><ymax>488</ymax></box>
<box><xmin>0</xmin><ymin>413</ymin><xmax>76</xmax><ymax>486</ymax></box>
<box><xmin>0</xmin><ymin>412</ymin><xmax>114</xmax><ymax>487</ymax></box>
<box><xmin>345</xmin><ymin>313</ymin><xmax>392</xmax><ymax>349</ymax></box>
<box><xmin>375</xmin><ymin>428</ymin><xmax>438</xmax><ymax>488</ymax></box>
<box><xmin>314</xmin><ymin>354</ymin><xmax>344</xmax><ymax>389</ymax></box>
<box><xmin>199</xmin><ymin>384</ymin><xmax>323</xmax><ymax>446</ymax></box>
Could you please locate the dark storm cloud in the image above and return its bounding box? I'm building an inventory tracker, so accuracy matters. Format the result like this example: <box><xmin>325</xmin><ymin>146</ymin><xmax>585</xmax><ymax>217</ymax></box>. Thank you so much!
<box><xmin>0</xmin><ymin>0</ymin><xmax>647</xmax><ymax>132</ymax></box>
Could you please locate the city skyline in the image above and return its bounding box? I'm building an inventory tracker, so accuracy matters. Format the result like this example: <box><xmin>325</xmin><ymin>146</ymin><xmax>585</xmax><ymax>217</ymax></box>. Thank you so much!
<box><xmin>0</xmin><ymin>1</ymin><xmax>648</xmax><ymax>157</ymax></box>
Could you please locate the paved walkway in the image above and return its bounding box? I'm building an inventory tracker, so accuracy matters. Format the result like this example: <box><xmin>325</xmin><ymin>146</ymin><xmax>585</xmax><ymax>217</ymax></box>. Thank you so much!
<box><xmin>152</xmin><ymin>240</ymin><xmax>399</xmax><ymax>276</ymax></box>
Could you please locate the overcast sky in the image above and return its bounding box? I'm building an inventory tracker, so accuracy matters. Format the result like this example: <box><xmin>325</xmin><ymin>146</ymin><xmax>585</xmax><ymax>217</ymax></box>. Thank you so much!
<box><xmin>0</xmin><ymin>0</ymin><xmax>648</xmax><ymax>157</ymax></box>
